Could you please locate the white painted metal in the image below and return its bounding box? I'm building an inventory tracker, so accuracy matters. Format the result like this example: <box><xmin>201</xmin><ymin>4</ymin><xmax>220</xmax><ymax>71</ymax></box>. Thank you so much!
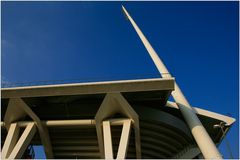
<box><xmin>122</xmin><ymin>5</ymin><xmax>222</xmax><ymax>159</ymax></box>
<box><xmin>1</xmin><ymin>123</ymin><xmax>20</xmax><ymax>159</ymax></box>
<box><xmin>116</xmin><ymin>119</ymin><xmax>131</xmax><ymax>159</ymax></box>
<box><xmin>103</xmin><ymin>121</ymin><xmax>114</xmax><ymax>159</ymax></box>
<box><xmin>1</xmin><ymin>118</ymin><xmax>132</xmax><ymax>128</ymax></box>
<box><xmin>8</xmin><ymin>123</ymin><xmax>36</xmax><ymax>159</ymax></box>
<box><xmin>45</xmin><ymin>119</ymin><xmax>95</xmax><ymax>126</ymax></box>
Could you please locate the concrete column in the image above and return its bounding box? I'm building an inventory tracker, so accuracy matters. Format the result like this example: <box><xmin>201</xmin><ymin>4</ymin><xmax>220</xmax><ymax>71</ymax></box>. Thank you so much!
<box><xmin>103</xmin><ymin>121</ymin><xmax>114</xmax><ymax>159</ymax></box>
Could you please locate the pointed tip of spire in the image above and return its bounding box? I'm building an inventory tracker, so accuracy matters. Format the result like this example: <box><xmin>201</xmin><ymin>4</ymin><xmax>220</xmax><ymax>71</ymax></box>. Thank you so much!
<box><xmin>121</xmin><ymin>5</ymin><xmax>129</xmax><ymax>21</ymax></box>
<box><xmin>121</xmin><ymin>5</ymin><xmax>126</xmax><ymax>12</ymax></box>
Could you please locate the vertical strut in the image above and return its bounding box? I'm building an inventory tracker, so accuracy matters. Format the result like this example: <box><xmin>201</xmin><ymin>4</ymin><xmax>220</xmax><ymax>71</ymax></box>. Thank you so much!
<box><xmin>103</xmin><ymin>121</ymin><xmax>114</xmax><ymax>159</ymax></box>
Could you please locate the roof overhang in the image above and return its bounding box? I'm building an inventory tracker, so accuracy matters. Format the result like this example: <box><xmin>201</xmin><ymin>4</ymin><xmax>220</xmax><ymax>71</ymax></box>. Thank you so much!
<box><xmin>1</xmin><ymin>78</ymin><xmax>175</xmax><ymax>99</ymax></box>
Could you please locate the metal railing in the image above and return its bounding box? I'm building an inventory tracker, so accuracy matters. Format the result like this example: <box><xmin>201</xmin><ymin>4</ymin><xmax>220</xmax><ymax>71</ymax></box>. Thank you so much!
<box><xmin>1</xmin><ymin>74</ymin><xmax>160</xmax><ymax>88</ymax></box>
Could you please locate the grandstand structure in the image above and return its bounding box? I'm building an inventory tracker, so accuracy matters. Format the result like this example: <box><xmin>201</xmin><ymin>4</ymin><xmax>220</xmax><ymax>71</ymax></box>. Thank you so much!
<box><xmin>1</xmin><ymin>6</ymin><xmax>235</xmax><ymax>159</ymax></box>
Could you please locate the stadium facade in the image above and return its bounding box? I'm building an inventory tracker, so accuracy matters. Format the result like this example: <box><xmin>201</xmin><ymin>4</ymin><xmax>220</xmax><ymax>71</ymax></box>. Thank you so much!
<box><xmin>1</xmin><ymin>6</ymin><xmax>235</xmax><ymax>159</ymax></box>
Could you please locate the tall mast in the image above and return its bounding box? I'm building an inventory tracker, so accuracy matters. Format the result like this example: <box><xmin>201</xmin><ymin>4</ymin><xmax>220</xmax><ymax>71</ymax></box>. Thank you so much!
<box><xmin>122</xmin><ymin>5</ymin><xmax>222</xmax><ymax>159</ymax></box>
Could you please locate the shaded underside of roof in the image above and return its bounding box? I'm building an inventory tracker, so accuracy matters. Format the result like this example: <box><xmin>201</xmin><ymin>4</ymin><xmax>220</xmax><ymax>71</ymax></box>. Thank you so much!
<box><xmin>1</xmin><ymin>78</ymin><xmax>234</xmax><ymax>158</ymax></box>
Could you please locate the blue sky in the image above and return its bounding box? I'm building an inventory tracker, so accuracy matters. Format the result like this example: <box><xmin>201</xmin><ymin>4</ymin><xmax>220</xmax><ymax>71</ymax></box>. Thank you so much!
<box><xmin>1</xmin><ymin>1</ymin><xmax>239</xmax><ymax>158</ymax></box>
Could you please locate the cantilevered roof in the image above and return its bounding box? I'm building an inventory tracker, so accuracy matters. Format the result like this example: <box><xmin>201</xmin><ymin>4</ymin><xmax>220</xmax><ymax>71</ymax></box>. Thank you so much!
<box><xmin>1</xmin><ymin>78</ymin><xmax>175</xmax><ymax>98</ymax></box>
<box><xmin>1</xmin><ymin>78</ymin><xmax>175</xmax><ymax>122</ymax></box>
<box><xmin>1</xmin><ymin>78</ymin><xmax>236</xmax><ymax>159</ymax></box>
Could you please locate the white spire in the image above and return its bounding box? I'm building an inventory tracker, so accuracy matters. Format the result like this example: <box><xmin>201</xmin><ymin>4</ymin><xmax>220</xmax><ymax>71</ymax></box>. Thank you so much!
<box><xmin>122</xmin><ymin>5</ymin><xmax>222</xmax><ymax>159</ymax></box>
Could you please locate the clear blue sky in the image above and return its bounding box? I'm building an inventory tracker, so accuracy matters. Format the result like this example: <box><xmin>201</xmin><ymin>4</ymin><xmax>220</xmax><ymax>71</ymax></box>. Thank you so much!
<box><xmin>1</xmin><ymin>1</ymin><xmax>239</xmax><ymax>159</ymax></box>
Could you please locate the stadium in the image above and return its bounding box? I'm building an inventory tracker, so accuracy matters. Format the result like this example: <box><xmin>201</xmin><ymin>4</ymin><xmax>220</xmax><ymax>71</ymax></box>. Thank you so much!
<box><xmin>1</xmin><ymin>5</ymin><xmax>236</xmax><ymax>159</ymax></box>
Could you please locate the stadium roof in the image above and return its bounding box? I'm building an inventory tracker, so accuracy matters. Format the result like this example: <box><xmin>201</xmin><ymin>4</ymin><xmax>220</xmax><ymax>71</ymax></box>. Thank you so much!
<box><xmin>1</xmin><ymin>78</ymin><xmax>235</xmax><ymax>158</ymax></box>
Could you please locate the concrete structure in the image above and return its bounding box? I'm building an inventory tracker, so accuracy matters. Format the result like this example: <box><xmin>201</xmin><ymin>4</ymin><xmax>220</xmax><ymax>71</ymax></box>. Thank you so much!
<box><xmin>1</xmin><ymin>6</ymin><xmax>235</xmax><ymax>159</ymax></box>
<box><xmin>1</xmin><ymin>78</ymin><xmax>235</xmax><ymax>159</ymax></box>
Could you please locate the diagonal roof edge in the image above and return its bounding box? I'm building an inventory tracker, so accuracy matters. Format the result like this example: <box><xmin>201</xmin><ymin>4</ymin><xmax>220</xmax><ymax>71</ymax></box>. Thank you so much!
<box><xmin>166</xmin><ymin>101</ymin><xmax>236</xmax><ymax>126</ymax></box>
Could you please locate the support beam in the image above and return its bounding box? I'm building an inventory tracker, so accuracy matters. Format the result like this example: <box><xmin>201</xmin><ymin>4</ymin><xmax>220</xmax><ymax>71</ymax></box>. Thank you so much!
<box><xmin>95</xmin><ymin>93</ymin><xmax>141</xmax><ymax>159</ymax></box>
<box><xmin>8</xmin><ymin>123</ymin><xmax>36</xmax><ymax>159</ymax></box>
<box><xmin>122</xmin><ymin>5</ymin><xmax>222</xmax><ymax>159</ymax></box>
<box><xmin>1</xmin><ymin>123</ymin><xmax>20</xmax><ymax>159</ymax></box>
<box><xmin>1</xmin><ymin>123</ymin><xmax>36</xmax><ymax>159</ymax></box>
<box><xmin>102</xmin><ymin>119</ymin><xmax>132</xmax><ymax>159</ymax></box>
<box><xmin>103</xmin><ymin>121</ymin><xmax>114</xmax><ymax>159</ymax></box>
<box><xmin>1</xmin><ymin>118</ymin><xmax>131</xmax><ymax>128</ymax></box>
<box><xmin>117</xmin><ymin>119</ymin><xmax>131</xmax><ymax>159</ymax></box>
<box><xmin>4</xmin><ymin>98</ymin><xmax>54</xmax><ymax>158</ymax></box>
